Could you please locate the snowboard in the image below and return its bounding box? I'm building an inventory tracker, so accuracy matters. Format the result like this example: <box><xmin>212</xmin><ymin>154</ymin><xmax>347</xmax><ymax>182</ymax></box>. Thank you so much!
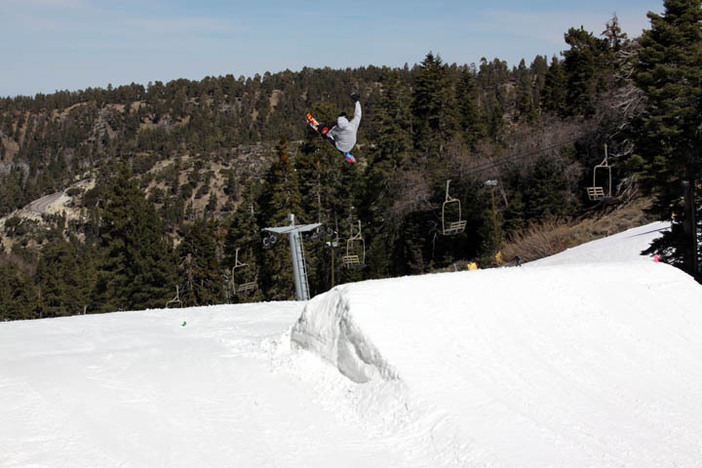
<box><xmin>306</xmin><ymin>112</ymin><xmax>356</xmax><ymax>163</ymax></box>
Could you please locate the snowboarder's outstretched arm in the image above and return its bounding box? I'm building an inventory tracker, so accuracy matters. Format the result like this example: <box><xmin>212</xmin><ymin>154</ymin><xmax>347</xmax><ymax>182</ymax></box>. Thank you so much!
<box><xmin>336</xmin><ymin>101</ymin><xmax>362</xmax><ymax>132</ymax></box>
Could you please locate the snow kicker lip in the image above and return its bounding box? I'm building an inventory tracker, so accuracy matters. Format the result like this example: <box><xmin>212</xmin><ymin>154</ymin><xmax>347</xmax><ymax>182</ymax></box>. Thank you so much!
<box><xmin>291</xmin><ymin>288</ymin><xmax>398</xmax><ymax>384</ymax></box>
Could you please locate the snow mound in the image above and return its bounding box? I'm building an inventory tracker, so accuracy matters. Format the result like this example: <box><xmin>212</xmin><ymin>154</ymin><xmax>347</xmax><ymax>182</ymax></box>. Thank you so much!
<box><xmin>291</xmin><ymin>259</ymin><xmax>702</xmax><ymax>466</ymax></box>
<box><xmin>291</xmin><ymin>288</ymin><xmax>399</xmax><ymax>383</ymax></box>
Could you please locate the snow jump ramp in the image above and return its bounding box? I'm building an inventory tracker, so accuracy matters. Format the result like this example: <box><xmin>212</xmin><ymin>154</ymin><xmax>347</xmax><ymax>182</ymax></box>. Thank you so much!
<box><xmin>291</xmin><ymin>262</ymin><xmax>702</xmax><ymax>466</ymax></box>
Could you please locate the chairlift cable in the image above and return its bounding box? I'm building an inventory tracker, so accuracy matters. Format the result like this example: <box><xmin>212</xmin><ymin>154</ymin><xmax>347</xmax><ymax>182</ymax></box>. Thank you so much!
<box><xmin>461</xmin><ymin>132</ymin><xmax>598</xmax><ymax>178</ymax></box>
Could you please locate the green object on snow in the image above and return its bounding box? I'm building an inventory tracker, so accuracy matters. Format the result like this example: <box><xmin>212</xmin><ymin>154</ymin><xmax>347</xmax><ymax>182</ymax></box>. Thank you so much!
<box><xmin>182</xmin><ymin>321</ymin><xmax>187</xmax><ymax>327</ymax></box>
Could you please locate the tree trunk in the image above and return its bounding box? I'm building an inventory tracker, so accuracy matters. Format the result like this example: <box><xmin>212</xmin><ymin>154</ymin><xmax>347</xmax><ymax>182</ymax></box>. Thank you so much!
<box><xmin>683</xmin><ymin>177</ymin><xmax>698</xmax><ymax>276</ymax></box>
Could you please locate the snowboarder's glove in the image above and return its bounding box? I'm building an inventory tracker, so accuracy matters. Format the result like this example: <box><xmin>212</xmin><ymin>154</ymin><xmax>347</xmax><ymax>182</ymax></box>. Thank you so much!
<box><xmin>350</xmin><ymin>92</ymin><xmax>360</xmax><ymax>102</ymax></box>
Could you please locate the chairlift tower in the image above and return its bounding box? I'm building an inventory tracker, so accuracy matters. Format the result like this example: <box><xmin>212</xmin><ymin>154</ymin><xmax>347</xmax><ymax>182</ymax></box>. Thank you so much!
<box><xmin>263</xmin><ymin>214</ymin><xmax>321</xmax><ymax>301</ymax></box>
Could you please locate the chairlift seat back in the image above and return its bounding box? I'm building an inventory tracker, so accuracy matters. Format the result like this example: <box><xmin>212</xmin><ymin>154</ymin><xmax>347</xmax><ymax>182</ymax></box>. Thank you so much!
<box><xmin>443</xmin><ymin>220</ymin><xmax>467</xmax><ymax>236</ymax></box>
<box><xmin>342</xmin><ymin>254</ymin><xmax>361</xmax><ymax>267</ymax></box>
<box><xmin>236</xmin><ymin>282</ymin><xmax>257</xmax><ymax>294</ymax></box>
<box><xmin>587</xmin><ymin>186</ymin><xmax>605</xmax><ymax>201</ymax></box>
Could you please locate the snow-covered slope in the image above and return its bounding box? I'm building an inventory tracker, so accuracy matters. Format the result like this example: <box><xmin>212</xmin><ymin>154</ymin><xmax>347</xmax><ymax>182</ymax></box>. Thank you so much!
<box><xmin>528</xmin><ymin>220</ymin><xmax>670</xmax><ymax>266</ymax></box>
<box><xmin>293</xmin><ymin>262</ymin><xmax>702</xmax><ymax>466</ymax></box>
<box><xmin>2</xmin><ymin>221</ymin><xmax>702</xmax><ymax>467</ymax></box>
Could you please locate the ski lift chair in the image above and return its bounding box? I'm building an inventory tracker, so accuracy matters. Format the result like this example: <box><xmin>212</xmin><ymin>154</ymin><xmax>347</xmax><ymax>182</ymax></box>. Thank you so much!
<box><xmin>442</xmin><ymin>179</ymin><xmax>467</xmax><ymax>236</ymax></box>
<box><xmin>341</xmin><ymin>220</ymin><xmax>366</xmax><ymax>269</ymax></box>
<box><xmin>587</xmin><ymin>145</ymin><xmax>614</xmax><ymax>202</ymax></box>
<box><xmin>236</xmin><ymin>278</ymin><xmax>257</xmax><ymax>294</ymax></box>
<box><xmin>166</xmin><ymin>285</ymin><xmax>182</xmax><ymax>308</ymax></box>
<box><xmin>232</xmin><ymin>247</ymin><xmax>257</xmax><ymax>295</ymax></box>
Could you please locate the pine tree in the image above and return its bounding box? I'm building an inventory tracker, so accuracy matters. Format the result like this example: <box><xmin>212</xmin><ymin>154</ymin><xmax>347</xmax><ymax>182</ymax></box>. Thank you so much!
<box><xmin>602</xmin><ymin>14</ymin><xmax>628</xmax><ymax>52</ymax></box>
<box><xmin>541</xmin><ymin>56</ymin><xmax>567</xmax><ymax>115</ymax></box>
<box><xmin>633</xmin><ymin>0</ymin><xmax>702</xmax><ymax>278</ymax></box>
<box><xmin>502</xmin><ymin>190</ymin><xmax>527</xmax><ymax>235</ymax></box>
<box><xmin>176</xmin><ymin>221</ymin><xmax>224</xmax><ymax>306</ymax></box>
<box><xmin>36</xmin><ymin>234</ymin><xmax>94</xmax><ymax>316</ymax></box>
<box><xmin>411</xmin><ymin>52</ymin><xmax>458</xmax><ymax>159</ymax></box>
<box><xmin>361</xmin><ymin>69</ymin><xmax>413</xmax><ymax>277</ymax></box>
<box><xmin>563</xmin><ymin>28</ymin><xmax>599</xmax><ymax>116</ymax></box>
<box><xmin>0</xmin><ymin>260</ymin><xmax>39</xmax><ymax>321</ymax></box>
<box><xmin>260</xmin><ymin>136</ymin><xmax>303</xmax><ymax>225</ymax></box>
<box><xmin>455</xmin><ymin>65</ymin><xmax>485</xmax><ymax>145</ymax></box>
<box><xmin>374</xmin><ymin>69</ymin><xmax>413</xmax><ymax>164</ymax></box>
<box><xmin>223</xmin><ymin>193</ymin><xmax>264</xmax><ymax>303</ymax></box>
<box><xmin>258</xmin><ymin>136</ymin><xmax>303</xmax><ymax>300</ymax></box>
<box><xmin>514</xmin><ymin>59</ymin><xmax>536</xmax><ymax>121</ymax></box>
<box><xmin>523</xmin><ymin>155</ymin><xmax>571</xmax><ymax>221</ymax></box>
<box><xmin>93</xmin><ymin>165</ymin><xmax>178</xmax><ymax>312</ymax></box>
<box><xmin>530</xmin><ymin>55</ymin><xmax>549</xmax><ymax>112</ymax></box>
<box><xmin>476</xmin><ymin>58</ymin><xmax>510</xmax><ymax>139</ymax></box>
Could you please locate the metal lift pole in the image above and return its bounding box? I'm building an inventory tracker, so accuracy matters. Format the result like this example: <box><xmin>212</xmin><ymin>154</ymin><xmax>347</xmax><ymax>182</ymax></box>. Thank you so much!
<box><xmin>289</xmin><ymin>227</ymin><xmax>306</xmax><ymax>300</ymax></box>
<box><xmin>263</xmin><ymin>214</ymin><xmax>321</xmax><ymax>301</ymax></box>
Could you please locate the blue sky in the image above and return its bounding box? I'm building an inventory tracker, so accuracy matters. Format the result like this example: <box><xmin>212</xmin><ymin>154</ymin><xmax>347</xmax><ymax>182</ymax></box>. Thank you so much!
<box><xmin>1</xmin><ymin>0</ymin><xmax>663</xmax><ymax>98</ymax></box>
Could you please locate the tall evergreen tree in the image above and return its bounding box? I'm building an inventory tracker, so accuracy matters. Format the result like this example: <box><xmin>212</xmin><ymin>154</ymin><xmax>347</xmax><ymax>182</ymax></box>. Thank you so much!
<box><xmin>258</xmin><ymin>136</ymin><xmax>303</xmax><ymax>300</ymax></box>
<box><xmin>362</xmin><ymin>69</ymin><xmax>413</xmax><ymax>277</ymax></box>
<box><xmin>93</xmin><ymin>165</ymin><xmax>178</xmax><ymax>311</ymax></box>
<box><xmin>562</xmin><ymin>27</ymin><xmax>607</xmax><ymax>116</ymax></box>
<box><xmin>0</xmin><ymin>260</ymin><xmax>39</xmax><ymax>321</ymax></box>
<box><xmin>223</xmin><ymin>193</ymin><xmax>264</xmax><ymax>303</ymax></box>
<box><xmin>176</xmin><ymin>221</ymin><xmax>223</xmax><ymax>306</ymax></box>
<box><xmin>36</xmin><ymin>234</ymin><xmax>94</xmax><ymax>316</ymax></box>
<box><xmin>529</xmin><ymin>55</ymin><xmax>549</xmax><ymax>112</ymax></box>
<box><xmin>633</xmin><ymin>0</ymin><xmax>702</xmax><ymax>278</ymax></box>
<box><xmin>514</xmin><ymin>59</ymin><xmax>535</xmax><ymax>120</ymax></box>
<box><xmin>259</xmin><ymin>136</ymin><xmax>303</xmax><ymax>226</ymax></box>
<box><xmin>455</xmin><ymin>65</ymin><xmax>485</xmax><ymax>145</ymax></box>
<box><xmin>411</xmin><ymin>52</ymin><xmax>458</xmax><ymax>159</ymax></box>
<box><xmin>602</xmin><ymin>14</ymin><xmax>628</xmax><ymax>52</ymax></box>
<box><xmin>374</xmin><ymin>69</ymin><xmax>413</xmax><ymax>163</ymax></box>
<box><xmin>476</xmin><ymin>58</ymin><xmax>510</xmax><ymax>139</ymax></box>
<box><xmin>523</xmin><ymin>155</ymin><xmax>571</xmax><ymax>220</ymax></box>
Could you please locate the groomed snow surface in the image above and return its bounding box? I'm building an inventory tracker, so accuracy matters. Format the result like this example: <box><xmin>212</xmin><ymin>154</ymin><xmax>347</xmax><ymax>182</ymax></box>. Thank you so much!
<box><xmin>2</xmin><ymin>221</ymin><xmax>702</xmax><ymax>467</ymax></box>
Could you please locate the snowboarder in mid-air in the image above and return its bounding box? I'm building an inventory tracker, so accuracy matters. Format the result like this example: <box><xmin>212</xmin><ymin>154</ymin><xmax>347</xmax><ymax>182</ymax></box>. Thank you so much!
<box><xmin>307</xmin><ymin>93</ymin><xmax>362</xmax><ymax>163</ymax></box>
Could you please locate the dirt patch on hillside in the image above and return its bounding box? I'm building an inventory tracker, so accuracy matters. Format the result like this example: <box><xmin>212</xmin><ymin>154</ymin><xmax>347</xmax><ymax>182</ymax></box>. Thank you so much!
<box><xmin>501</xmin><ymin>197</ymin><xmax>656</xmax><ymax>264</ymax></box>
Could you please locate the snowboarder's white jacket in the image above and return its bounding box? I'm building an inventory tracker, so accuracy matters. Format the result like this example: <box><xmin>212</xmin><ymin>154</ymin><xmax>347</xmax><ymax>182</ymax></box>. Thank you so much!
<box><xmin>328</xmin><ymin>101</ymin><xmax>362</xmax><ymax>153</ymax></box>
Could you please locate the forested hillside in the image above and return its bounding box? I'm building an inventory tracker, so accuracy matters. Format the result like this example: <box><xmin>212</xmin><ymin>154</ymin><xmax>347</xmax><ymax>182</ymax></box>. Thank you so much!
<box><xmin>1</xmin><ymin>5</ymin><xmax>700</xmax><ymax>320</ymax></box>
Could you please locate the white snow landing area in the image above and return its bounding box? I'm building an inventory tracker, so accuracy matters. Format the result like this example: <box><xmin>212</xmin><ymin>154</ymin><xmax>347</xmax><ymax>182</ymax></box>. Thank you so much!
<box><xmin>2</xmin><ymin>221</ymin><xmax>702</xmax><ymax>467</ymax></box>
